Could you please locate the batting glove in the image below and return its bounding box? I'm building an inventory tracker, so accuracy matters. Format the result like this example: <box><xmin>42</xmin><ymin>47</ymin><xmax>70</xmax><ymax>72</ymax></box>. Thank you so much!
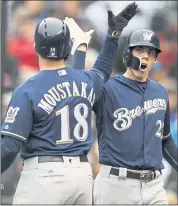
<box><xmin>108</xmin><ymin>2</ymin><xmax>138</xmax><ymax>37</ymax></box>
<box><xmin>64</xmin><ymin>17</ymin><xmax>94</xmax><ymax>55</ymax></box>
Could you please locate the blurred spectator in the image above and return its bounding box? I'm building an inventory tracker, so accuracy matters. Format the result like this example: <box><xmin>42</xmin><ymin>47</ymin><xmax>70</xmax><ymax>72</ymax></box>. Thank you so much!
<box><xmin>8</xmin><ymin>2</ymin><xmax>49</xmax><ymax>35</ymax></box>
<box><xmin>23</xmin><ymin>1</ymin><xmax>52</xmax><ymax>24</ymax></box>
<box><xmin>3</xmin><ymin>56</ymin><xmax>19</xmax><ymax>90</ymax></box>
<box><xmin>149</xmin><ymin>61</ymin><xmax>168</xmax><ymax>83</ymax></box>
<box><xmin>157</xmin><ymin>33</ymin><xmax>177</xmax><ymax>76</ymax></box>
<box><xmin>2</xmin><ymin>56</ymin><xmax>19</xmax><ymax>120</ymax></box>
<box><xmin>10</xmin><ymin>1</ymin><xmax>25</xmax><ymax>11</ymax></box>
<box><xmin>85</xmin><ymin>48</ymin><xmax>98</xmax><ymax>70</ymax></box>
<box><xmin>151</xmin><ymin>9</ymin><xmax>169</xmax><ymax>34</ymax></box>
<box><xmin>160</xmin><ymin>77</ymin><xmax>177</xmax><ymax>143</ymax></box>
<box><xmin>51</xmin><ymin>1</ymin><xmax>100</xmax><ymax>51</ymax></box>
<box><xmin>150</xmin><ymin>6</ymin><xmax>177</xmax><ymax>78</ymax></box>
<box><xmin>7</xmin><ymin>6</ymin><xmax>39</xmax><ymax>83</ymax></box>
<box><xmin>52</xmin><ymin>1</ymin><xmax>82</xmax><ymax>19</ymax></box>
<box><xmin>85</xmin><ymin>1</ymin><xmax>167</xmax><ymax>44</ymax></box>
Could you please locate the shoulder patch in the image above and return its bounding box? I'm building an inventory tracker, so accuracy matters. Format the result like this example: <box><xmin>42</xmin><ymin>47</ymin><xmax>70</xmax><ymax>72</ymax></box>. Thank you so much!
<box><xmin>5</xmin><ymin>106</ymin><xmax>20</xmax><ymax>123</ymax></box>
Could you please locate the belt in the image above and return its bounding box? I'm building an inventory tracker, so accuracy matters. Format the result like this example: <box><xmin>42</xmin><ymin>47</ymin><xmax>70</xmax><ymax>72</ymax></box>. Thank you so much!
<box><xmin>110</xmin><ymin>168</ymin><xmax>158</xmax><ymax>182</ymax></box>
<box><xmin>38</xmin><ymin>156</ymin><xmax>88</xmax><ymax>163</ymax></box>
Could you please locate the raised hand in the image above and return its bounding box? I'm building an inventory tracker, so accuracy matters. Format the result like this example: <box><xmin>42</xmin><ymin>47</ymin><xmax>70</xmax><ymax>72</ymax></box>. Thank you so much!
<box><xmin>108</xmin><ymin>2</ymin><xmax>138</xmax><ymax>37</ymax></box>
<box><xmin>64</xmin><ymin>17</ymin><xmax>94</xmax><ymax>54</ymax></box>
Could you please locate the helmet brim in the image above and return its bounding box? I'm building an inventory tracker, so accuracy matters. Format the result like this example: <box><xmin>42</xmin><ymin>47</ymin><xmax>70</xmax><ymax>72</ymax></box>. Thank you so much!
<box><xmin>129</xmin><ymin>42</ymin><xmax>162</xmax><ymax>53</ymax></box>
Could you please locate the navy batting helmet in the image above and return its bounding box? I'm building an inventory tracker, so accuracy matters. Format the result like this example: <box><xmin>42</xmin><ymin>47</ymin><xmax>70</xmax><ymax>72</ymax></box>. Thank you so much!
<box><xmin>34</xmin><ymin>17</ymin><xmax>71</xmax><ymax>60</ymax></box>
<box><xmin>123</xmin><ymin>29</ymin><xmax>161</xmax><ymax>70</ymax></box>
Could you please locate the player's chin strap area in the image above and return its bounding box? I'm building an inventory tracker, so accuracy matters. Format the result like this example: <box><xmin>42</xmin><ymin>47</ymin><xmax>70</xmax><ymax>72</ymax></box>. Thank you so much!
<box><xmin>123</xmin><ymin>48</ymin><xmax>141</xmax><ymax>70</ymax></box>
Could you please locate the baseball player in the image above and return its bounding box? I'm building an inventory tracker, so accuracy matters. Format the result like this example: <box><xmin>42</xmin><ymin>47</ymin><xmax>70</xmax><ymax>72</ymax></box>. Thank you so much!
<box><xmin>73</xmin><ymin>29</ymin><xmax>178</xmax><ymax>204</ymax></box>
<box><xmin>0</xmin><ymin>3</ymin><xmax>138</xmax><ymax>203</ymax></box>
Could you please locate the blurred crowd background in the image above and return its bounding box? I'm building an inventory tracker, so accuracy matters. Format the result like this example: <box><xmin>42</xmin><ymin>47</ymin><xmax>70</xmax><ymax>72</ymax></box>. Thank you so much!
<box><xmin>1</xmin><ymin>1</ymin><xmax>177</xmax><ymax>204</ymax></box>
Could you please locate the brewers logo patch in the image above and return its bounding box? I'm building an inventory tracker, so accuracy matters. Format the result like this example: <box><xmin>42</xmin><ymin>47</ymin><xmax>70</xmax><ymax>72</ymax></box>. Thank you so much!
<box><xmin>143</xmin><ymin>32</ymin><xmax>153</xmax><ymax>41</ymax></box>
<box><xmin>5</xmin><ymin>106</ymin><xmax>20</xmax><ymax>123</ymax></box>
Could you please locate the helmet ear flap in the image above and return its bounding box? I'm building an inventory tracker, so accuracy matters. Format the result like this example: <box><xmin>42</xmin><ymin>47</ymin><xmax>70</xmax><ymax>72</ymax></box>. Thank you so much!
<box><xmin>123</xmin><ymin>47</ymin><xmax>132</xmax><ymax>68</ymax></box>
<box><xmin>61</xmin><ymin>22</ymin><xmax>71</xmax><ymax>60</ymax></box>
<box><xmin>123</xmin><ymin>47</ymin><xmax>141</xmax><ymax>70</ymax></box>
<box><xmin>123</xmin><ymin>35</ymin><xmax>132</xmax><ymax>68</ymax></box>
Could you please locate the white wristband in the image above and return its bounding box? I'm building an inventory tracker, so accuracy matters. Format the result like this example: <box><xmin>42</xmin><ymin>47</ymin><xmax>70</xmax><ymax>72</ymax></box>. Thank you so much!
<box><xmin>71</xmin><ymin>40</ymin><xmax>88</xmax><ymax>55</ymax></box>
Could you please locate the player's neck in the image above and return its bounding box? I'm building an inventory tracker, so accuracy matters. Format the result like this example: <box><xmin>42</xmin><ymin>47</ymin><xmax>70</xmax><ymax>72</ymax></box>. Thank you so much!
<box><xmin>123</xmin><ymin>69</ymin><xmax>147</xmax><ymax>82</ymax></box>
<box><xmin>39</xmin><ymin>58</ymin><xmax>66</xmax><ymax>71</ymax></box>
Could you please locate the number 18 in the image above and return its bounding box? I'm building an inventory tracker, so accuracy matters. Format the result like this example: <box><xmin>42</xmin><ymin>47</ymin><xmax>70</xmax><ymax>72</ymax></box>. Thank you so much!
<box><xmin>56</xmin><ymin>103</ymin><xmax>89</xmax><ymax>144</ymax></box>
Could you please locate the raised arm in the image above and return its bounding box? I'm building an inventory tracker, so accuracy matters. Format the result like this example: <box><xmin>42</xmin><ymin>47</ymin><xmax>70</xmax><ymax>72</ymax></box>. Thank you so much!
<box><xmin>69</xmin><ymin>2</ymin><xmax>138</xmax><ymax>77</ymax></box>
<box><xmin>64</xmin><ymin>18</ymin><xmax>94</xmax><ymax>70</ymax></box>
<box><xmin>72</xmin><ymin>45</ymin><xmax>87</xmax><ymax>71</ymax></box>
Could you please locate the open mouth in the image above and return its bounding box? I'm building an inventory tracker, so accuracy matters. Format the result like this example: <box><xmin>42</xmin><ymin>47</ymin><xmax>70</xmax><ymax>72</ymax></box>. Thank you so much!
<box><xmin>140</xmin><ymin>63</ymin><xmax>147</xmax><ymax>71</ymax></box>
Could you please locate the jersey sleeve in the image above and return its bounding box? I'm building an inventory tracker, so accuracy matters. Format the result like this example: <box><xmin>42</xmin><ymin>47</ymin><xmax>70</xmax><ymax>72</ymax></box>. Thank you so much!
<box><xmin>163</xmin><ymin>101</ymin><xmax>171</xmax><ymax>139</ymax></box>
<box><xmin>93</xmin><ymin>83</ymin><xmax>107</xmax><ymax>115</ymax></box>
<box><xmin>83</xmin><ymin>69</ymin><xmax>106</xmax><ymax>102</ymax></box>
<box><xmin>72</xmin><ymin>35</ymin><xmax>119</xmax><ymax>100</ymax></box>
<box><xmin>1</xmin><ymin>88</ymin><xmax>33</xmax><ymax>142</ymax></box>
<box><xmin>72</xmin><ymin>50</ymin><xmax>106</xmax><ymax>100</ymax></box>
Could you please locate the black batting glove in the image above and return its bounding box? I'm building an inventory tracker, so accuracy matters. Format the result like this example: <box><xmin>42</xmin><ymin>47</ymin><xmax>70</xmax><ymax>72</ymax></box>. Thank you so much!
<box><xmin>108</xmin><ymin>2</ymin><xmax>138</xmax><ymax>37</ymax></box>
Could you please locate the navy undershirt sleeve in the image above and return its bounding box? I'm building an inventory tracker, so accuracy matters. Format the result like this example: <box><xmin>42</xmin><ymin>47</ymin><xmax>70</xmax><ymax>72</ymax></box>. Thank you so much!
<box><xmin>1</xmin><ymin>135</ymin><xmax>24</xmax><ymax>174</ymax></box>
